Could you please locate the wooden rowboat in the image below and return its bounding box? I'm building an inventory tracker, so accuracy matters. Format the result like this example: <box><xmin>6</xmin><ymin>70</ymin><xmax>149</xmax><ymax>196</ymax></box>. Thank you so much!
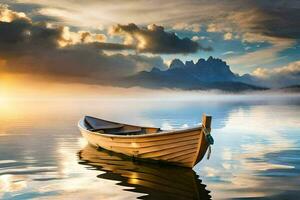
<box><xmin>78</xmin><ymin>114</ymin><xmax>213</xmax><ymax>168</ymax></box>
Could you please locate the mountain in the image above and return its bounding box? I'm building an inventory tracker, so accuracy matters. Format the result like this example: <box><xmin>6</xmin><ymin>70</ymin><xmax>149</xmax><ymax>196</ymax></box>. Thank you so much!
<box><xmin>277</xmin><ymin>85</ymin><xmax>300</xmax><ymax>92</ymax></box>
<box><xmin>122</xmin><ymin>56</ymin><xmax>268</xmax><ymax>91</ymax></box>
<box><xmin>169</xmin><ymin>59</ymin><xmax>185</xmax><ymax>69</ymax></box>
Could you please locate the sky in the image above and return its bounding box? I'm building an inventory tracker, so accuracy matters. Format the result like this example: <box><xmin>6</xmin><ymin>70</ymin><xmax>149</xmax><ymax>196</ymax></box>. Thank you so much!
<box><xmin>0</xmin><ymin>0</ymin><xmax>300</xmax><ymax>93</ymax></box>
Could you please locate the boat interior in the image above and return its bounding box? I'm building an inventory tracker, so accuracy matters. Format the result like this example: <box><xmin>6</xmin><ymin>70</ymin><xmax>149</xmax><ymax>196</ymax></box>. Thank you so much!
<box><xmin>84</xmin><ymin>116</ymin><xmax>161</xmax><ymax>135</ymax></box>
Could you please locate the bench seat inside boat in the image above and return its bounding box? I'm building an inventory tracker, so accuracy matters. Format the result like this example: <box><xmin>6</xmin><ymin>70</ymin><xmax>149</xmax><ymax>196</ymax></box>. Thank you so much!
<box><xmin>84</xmin><ymin>116</ymin><xmax>143</xmax><ymax>135</ymax></box>
<box><xmin>84</xmin><ymin>116</ymin><xmax>124</xmax><ymax>131</ymax></box>
<box><xmin>104</xmin><ymin>128</ymin><xmax>143</xmax><ymax>135</ymax></box>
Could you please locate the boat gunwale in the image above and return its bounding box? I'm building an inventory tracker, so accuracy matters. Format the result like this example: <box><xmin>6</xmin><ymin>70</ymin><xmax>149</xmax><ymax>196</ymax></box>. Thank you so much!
<box><xmin>78</xmin><ymin>118</ymin><xmax>202</xmax><ymax>139</ymax></box>
<box><xmin>84</xmin><ymin>115</ymin><xmax>160</xmax><ymax>129</ymax></box>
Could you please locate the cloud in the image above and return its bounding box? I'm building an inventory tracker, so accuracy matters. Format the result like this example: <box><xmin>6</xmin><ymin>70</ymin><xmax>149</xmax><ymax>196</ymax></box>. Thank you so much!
<box><xmin>227</xmin><ymin>36</ymin><xmax>295</xmax><ymax>68</ymax></box>
<box><xmin>207</xmin><ymin>23</ymin><xmax>231</xmax><ymax>33</ymax></box>
<box><xmin>204</xmin><ymin>1</ymin><xmax>300</xmax><ymax>42</ymax></box>
<box><xmin>253</xmin><ymin>61</ymin><xmax>300</xmax><ymax>78</ymax></box>
<box><xmin>222</xmin><ymin>2</ymin><xmax>299</xmax><ymax>67</ymax></box>
<box><xmin>251</xmin><ymin>1</ymin><xmax>300</xmax><ymax>40</ymax></box>
<box><xmin>222</xmin><ymin>51</ymin><xmax>235</xmax><ymax>56</ymax></box>
<box><xmin>223</xmin><ymin>32</ymin><xmax>233</xmax><ymax>40</ymax></box>
<box><xmin>191</xmin><ymin>36</ymin><xmax>207</xmax><ymax>41</ymax></box>
<box><xmin>58</xmin><ymin>26</ymin><xmax>107</xmax><ymax>47</ymax></box>
<box><xmin>0</xmin><ymin>4</ymin><xmax>30</xmax><ymax>22</ymax></box>
<box><xmin>172</xmin><ymin>22</ymin><xmax>201</xmax><ymax>32</ymax></box>
<box><xmin>252</xmin><ymin>61</ymin><xmax>300</xmax><ymax>87</ymax></box>
<box><xmin>11</xmin><ymin>0</ymin><xmax>300</xmax><ymax>42</ymax></box>
<box><xmin>6</xmin><ymin>1</ymin><xmax>299</xmax><ymax>58</ymax></box>
<box><xmin>0</xmin><ymin>5</ymin><xmax>166</xmax><ymax>84</ymax></box>
<box><xmin>227</xmin><ymin>8</ymin><xmax>299</xmax><ymax>47</ymax></box>
<box><xmin>109</xmin><ymin>23</ymin><xmax>211</xmax><ymax>53</ymax></box>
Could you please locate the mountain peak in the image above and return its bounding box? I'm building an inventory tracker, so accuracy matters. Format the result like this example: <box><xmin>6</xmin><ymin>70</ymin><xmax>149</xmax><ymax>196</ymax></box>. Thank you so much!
<box><xmin>185</xmin><ymin>60</ymin><xmax>195</xmax><ymax>67</ymax></box>
<box><xmin>150</xmin><ymin>67</ymin><xmax>161</xmax><ymax>73</ymax></box>
<box><xmin>206</xmin><ymin>56</ymin><xmax>226</xmax><ymax>65</ymax></box>
<box><xmin>169</xmin><ymin>59</ymin><xmax>185</xmax><ymax>69</ymax></box>
<box><xmin>196</xmin><ymin>58</ymin><xmax>206</xmax><ymax>65</ymax></box>
<box><xmin>207</xmin><ymin>56</ymin><xmax>214</xmax><ymax>61</ymax></box>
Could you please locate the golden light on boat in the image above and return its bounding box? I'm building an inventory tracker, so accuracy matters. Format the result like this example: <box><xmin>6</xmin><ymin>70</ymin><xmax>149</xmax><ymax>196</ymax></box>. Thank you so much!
<box><xmin>128</xmin><ymin>173</ymin><xmax>139</xmax><ymax>184</ymax></box>
<box><xmin>131</xmin><ymin>142</ymin><xmax>139</xmax><ymax>148</ymax></box>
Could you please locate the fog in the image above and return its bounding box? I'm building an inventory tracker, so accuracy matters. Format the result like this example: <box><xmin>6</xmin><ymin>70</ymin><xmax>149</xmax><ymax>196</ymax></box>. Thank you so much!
<box><xmin>1</xmin><ymin>73</ymin><xmax>299</xmax><ymax>104</ymax></box>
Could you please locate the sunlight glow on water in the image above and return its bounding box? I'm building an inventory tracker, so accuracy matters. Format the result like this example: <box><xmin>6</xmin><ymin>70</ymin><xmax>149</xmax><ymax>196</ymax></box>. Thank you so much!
<box><xmin>0</xmin><ymin>96</ymin><xmax>300</xmax><ymax>199</ymax></box>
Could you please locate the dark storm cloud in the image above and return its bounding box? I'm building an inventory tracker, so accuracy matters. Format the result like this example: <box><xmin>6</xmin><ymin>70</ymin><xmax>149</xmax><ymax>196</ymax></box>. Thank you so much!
<box><xmin>1</xmin><ymin>1</ymin><xmax>60</xmax><ymax>22</ymax></box>
<box><xmin>212</xmin><ymin>0</ymin><xmax>300</xmax><ymax>41</ymax></box>
<box><xmin>254</xmin><ymin>1</ymin><xmax>300</xmax><ymax>40</ymax></box>
<box><xmin>0</xmin><ymin>6</ymin><xmax>166</xmax><ymax>83</ymax></box>
<box><xmin>30</xmin><ymin>14</ymin><xmax>62</xmax><ymax>23</ymax></box>
<box><xmin>6</xmin><ymin>2</ymin><xmax>42</xmax><ymax>13</ymax></box>
<box><xmin>0</xmin><ymin>19</ymin><xmax>60</xmax><ymax>52</ymax></box>
<box><xmin>110</xmin><ymin>23</ymin><xmax>212</xmax><ymax>54</ymax></box>
<box><xmin>85</xmin><ymin>42</ymin><xmax>135</xmax><ymax>51</ymax></box>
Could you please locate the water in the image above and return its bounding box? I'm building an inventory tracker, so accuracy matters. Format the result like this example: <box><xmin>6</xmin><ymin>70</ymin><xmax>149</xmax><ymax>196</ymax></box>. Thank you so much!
<box><xmin>0</xmin><ymin>95</ymin><xmax>300</xmax><ymax>199</ymax></box>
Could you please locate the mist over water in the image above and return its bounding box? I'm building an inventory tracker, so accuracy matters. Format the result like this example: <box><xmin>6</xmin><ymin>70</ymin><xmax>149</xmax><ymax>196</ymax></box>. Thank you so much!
<box><xmin>0</xmin><ymin>94</ymin><xmax>300</xmax><ymax>199</ymax></box>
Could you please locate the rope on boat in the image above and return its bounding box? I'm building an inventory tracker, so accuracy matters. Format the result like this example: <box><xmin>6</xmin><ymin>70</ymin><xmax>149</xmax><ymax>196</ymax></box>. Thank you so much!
<box><xmin>203</xmin><ymin>127</ymin><xmax>214</xmax><ymax>159</ymax></box>
<box><xmin>207</xmin><ymin>146</ymin><xmax>212</xmax><ymax>160</ymax></box>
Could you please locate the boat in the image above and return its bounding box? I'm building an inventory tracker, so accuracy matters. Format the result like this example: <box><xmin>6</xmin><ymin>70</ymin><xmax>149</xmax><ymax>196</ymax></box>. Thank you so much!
<box><xmin>78</xmin><ymin>114</ymin><xmax>213</xmax><ymax>168</ymax></box>
<box><xmin>78</xmin><ymin>145</ymin><xmax>212</xmax><ymax>200</ymax></box>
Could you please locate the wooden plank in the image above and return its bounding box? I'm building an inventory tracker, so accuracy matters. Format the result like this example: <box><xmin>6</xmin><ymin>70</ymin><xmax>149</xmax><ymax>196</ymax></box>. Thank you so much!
<box><xmin>97</xmin><ymin>138</ymin><xmax>199</xmax><ymax>155</ymax></box>
<box><xmin>202</xmin><ymin>114</ymin><xmax>212</xmax><ymax>129</ymax></box>
<box><xmin>141</xmin><ymin>144</ymin><xmax>197</xmax><ymax>159</ymax></box>
<box><xmin>177</xmin><ymin>156</ymin><xmax>195</xmax><ymax>163</ymax></box>
<box><xmin>167</xmin><ymin>153</ymin><xmax>194</xmax><ymax>162</ymax></box>
<box><xmin>91</xmin><ymin>133</ymin><xmax>200</xmax><ymax>149</ymax></box>
<box><xmin>93</xmin><ymin>140</ymin><xmax>198</xmax><ymax>159</ymax></box>
<box><xmin>159</xmin><ymin>148</ymin><xmax>197</xmax><ymax>161</ymax></box>
<box><xmin>99</xmin><ymin>129</ymin><xmax>201</xmax><ymax>143</ymax></box>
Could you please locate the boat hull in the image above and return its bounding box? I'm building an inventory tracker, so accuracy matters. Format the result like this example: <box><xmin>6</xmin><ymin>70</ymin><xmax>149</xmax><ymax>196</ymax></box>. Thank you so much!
<box><xmin>78</xmin><ymin>119</ymin><xmax>209</xmax><ymax>168</ymax></box>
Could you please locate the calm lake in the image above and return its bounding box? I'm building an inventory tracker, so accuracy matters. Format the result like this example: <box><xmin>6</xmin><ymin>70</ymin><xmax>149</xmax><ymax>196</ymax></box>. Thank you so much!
<box><xmin>0</xmin><ymin>94</ymin><xmax>300</xmax><ymax>200</ymax></box>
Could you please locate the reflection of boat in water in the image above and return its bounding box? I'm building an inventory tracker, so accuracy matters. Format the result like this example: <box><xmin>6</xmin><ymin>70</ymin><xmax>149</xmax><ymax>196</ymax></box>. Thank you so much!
<box><xmin>78</xmin><ymin>146</ymin><xmax>212</xmax><ymax>200</ymax></box>
<box><xmin>78</xmin><ymin>115</ymin><xmax>213</xmax><ymax>168</ymax></box>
